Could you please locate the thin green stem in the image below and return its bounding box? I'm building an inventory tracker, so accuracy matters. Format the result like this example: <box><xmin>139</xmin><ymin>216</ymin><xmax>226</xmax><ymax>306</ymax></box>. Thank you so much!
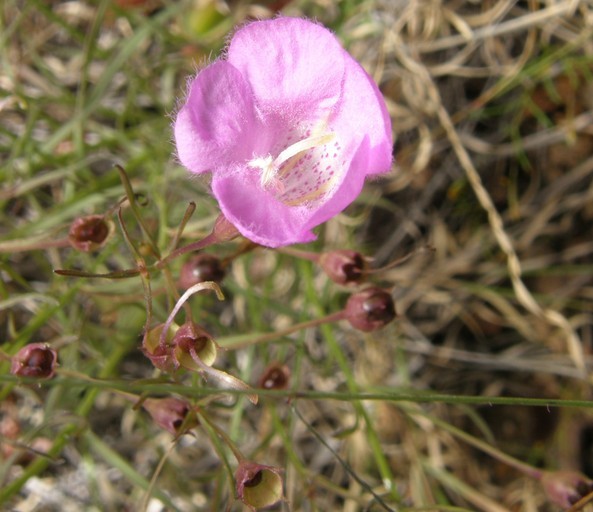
<box><xmin>117</xmin><ymin>208</ymin><xmax>153</xmax><ymax>331</ymax></box>
<box><xmin>198</xmin><ymin>410</ymin><xmax>245</xmax><ymax>463</ymax></box>
<box><xmin>156</xmin><ymin>231</ymin><xmax>219</xmax><ymax>269</ymax></box>
<box><xmin>293</xmin><ymin>405</ymin><xmax>396</xmax><ymax>512</ymax></box>
<box><xmin>54</xmin><ymin>268</ymin><xmax>141</xmax><ymax>279</ymax></box>
<box><xmin>0</xmin><ymin>236</ymin><xmax>70</xmax><ymax>253</ymax></box>
<box><xmin>167</xmin><ymin>201</ymin><xmax>196</xmax><ymax>254</ymax></box>
<box><xmin>276</xmin><ymin>246</ymin><xmax>320</xmax><ymax>262</ymax></box>
<box><xmin>404</xmin><ymin>405</ymin><xmax>542</xmax><ymax>480</ymax></box>
<box><xmin>115</xmin><ymin>165</ymin><xmax>161</xmax><ymax>259</ymax></box>
<box><xmin>218</xmin><ymin>310</ymin><xmax>346</xmax><ymax>350</ymax></box>
<box><xmin>298</xmin><ymin>260</ymin><xmax>401</xmax><ymax>502</ymax></box>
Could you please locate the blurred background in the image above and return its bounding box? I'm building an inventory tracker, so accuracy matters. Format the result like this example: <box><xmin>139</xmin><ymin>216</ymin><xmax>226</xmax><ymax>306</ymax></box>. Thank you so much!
<box><xmin>1</xmin><ymin>1</ymin><xmax>593</xmax><ymax>510</ymax></box>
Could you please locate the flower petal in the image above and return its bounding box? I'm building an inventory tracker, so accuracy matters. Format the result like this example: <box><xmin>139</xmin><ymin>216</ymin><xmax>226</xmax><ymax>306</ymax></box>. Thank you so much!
<box><xmin>304</xmin><ymin>138</ymin><xmax>370</xmax><ymax>229</ymax></box>
<box><xmin>174</xmin><ymin>61</ymin><xmax>262</xmax><ymax>174</ymax></box>
<box><xmin>305</xmin><ymin>55</ymin><xmax>393</xmax><ymax>228</ymax></box>
<box><xmin>332</xmin><ymin>52</ymin><xmax>393</xmax><ymax>175</ymax></box>
<box><xmin>173</xmin><ymin>17</ymin><xmax>394</xmax><ymax>248</ymax></box>
<box><xmin>212</xmin><ymin>170</ymin><xmax>317</xmax><ymax>247</ymax></box>
<box><xmin>227</xmin><ymin>17</ymin><xmax>346</xmax><ymax>114</ymax></box>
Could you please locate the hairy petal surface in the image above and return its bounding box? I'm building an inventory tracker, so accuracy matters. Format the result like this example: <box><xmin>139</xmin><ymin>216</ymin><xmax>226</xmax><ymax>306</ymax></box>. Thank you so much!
<box><xmin>335</xmin><ymin>52</ymin><xmax>393</xmax><ymax>175</ymax></box>
<box><xmin>212</xmin><ymin>169</ymin><xmax>316</xmax><ymax>247</ymax></box>
<box><xmin>304</xmin><ymin>53</ymin><xmax>393</xmax><ymax>228</ymax></box>
<box><xmin>227</xmin><ymin>17</ymin><xmax>346</xmax><ymax>114</ymax></box>
<box><xmin>174</xmin><ymin>61</ymin><xmax>262</xmax><ymax>174</ymax></box>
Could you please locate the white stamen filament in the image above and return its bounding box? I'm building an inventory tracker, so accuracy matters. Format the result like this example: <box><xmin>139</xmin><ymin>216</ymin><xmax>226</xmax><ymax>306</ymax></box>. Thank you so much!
<box><xmin>274</xmin><ymin>132</ymin><xmax>336</xmax><ymax>168</ymax></box>
<box><xmin>250</xmin><ymin>132</ymin><xmax>336</xmax><ymax>188</ymax></box>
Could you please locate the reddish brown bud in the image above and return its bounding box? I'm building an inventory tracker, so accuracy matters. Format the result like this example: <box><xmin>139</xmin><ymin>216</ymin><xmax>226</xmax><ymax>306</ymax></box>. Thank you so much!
<box><xmin>344</xmin><ymin>287</ymin><xmax>396</xmax><ymax>332</ymax></box>
<box><xmin>258</xmin><ymin>362</ymin><xmax>290</xmax><ymax>390</ymax></box>
<box><xmin>319</xmin><ymin>249</ymin><xmax>366</xmax><ymax>285</ymax></box>
<box><xmin>541</xmin><ymin>470</ymin><xmax>593</xmax><ymax>507</ymax></box>
<box><xmin>10</xmin><ymin>343</ymin><xmax>58</xmax><ymax>379</ymax></box>
<box><xmin>179</xmin><ymin>254</ymin><xmax>225</xmax><ymax>289</ymax></box>
<box><xmin>235</xmin><ymin>460</ymin><xmax>283</xmax><ymax>510</ymax></box>
<box><xmin>141</xmin><ymin>397</ymin><xmax>197</xmax><ymax>436</ymax></box>
<box><xmin>68</xmin><ymin>215</ymin><xmax>113</xmax><ymax>252</ymax></box>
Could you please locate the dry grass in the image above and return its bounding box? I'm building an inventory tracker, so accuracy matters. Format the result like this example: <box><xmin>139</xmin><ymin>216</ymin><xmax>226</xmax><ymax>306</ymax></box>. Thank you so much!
<box><xmin>1</xmin><ymin>0</ymin><xmax>593</xmax><ymax>511</ymax></box>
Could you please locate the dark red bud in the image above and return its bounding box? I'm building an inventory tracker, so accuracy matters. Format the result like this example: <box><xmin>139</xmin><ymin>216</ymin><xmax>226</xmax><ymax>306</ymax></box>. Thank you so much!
<box><xmin>68</xmin><ymin>215</ymin><xmax>112</xmax><ymax>252</ymax></box>
<box><xmin>10</xmin><ymin>343</ymin><xmax>58</xmax><ymax>379</ymax></box>
<box><xmin>258</xmin><ymin>362</ymin><xmax>290</xmax><ymax>390</ymax></box>
<box><xmin>319</xmin><ymin>250</ymin><xmax>366</xmax><ymax>285</ymax></box>
<box><xmin>179</xmin><ymin>254</ymin><xmax>225</xmax><ymax>289</ymax></box>
<box><xmin>142</xmin><ymin>397</ymin><xmax>197</xmax><ymax>436</ymax></box>
<box><xmin>344</xmin><ymin>287</ymin><xmax>396</xmax><ymax>332</ymax></box>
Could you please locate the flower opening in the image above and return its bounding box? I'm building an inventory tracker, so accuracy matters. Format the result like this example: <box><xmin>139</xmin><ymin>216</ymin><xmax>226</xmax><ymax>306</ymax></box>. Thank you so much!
<box><xmin>235</xmin><ymin>460</ymin><xmax>284</xmax><ymax>510</ymax></box>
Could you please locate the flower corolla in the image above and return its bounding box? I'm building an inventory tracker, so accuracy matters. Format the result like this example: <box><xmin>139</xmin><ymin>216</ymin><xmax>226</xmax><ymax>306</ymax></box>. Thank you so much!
<box><xmin>174</xmin><ymin>17</ymin><xmax>392</xmax><ymax>247</ymax></box>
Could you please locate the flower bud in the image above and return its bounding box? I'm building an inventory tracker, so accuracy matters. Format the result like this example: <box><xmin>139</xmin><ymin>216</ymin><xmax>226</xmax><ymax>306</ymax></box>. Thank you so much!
<box><xmin>541</xmin><ymin>470</ymin><xmax>593</xmax><ymax>507</ymax></box>
<box><xmin>141</xmin><ymin>397</ymin><xmax>198</xmax><ymax>436</ymax></box>
<box><xmin>172</xmin><ymin>321</ymin><xmax>217</xmax><ymax>371</ymax></box>
<box><xmin>179</xmin><ymin>254</ymin><xmax>225</xmax><ymax>289</ymax></box>
<box><xmin>235</xmin><ymin>460</ymin><xmax>283</xmax><ymax>511</ymax></box>
<box><xmin>319</xmin><ymin>249</ymin><xmax>366</xmax><ymax>285</ymax></box>
<box><xmin>10</xmin><ymin>343</ymin><xmax>58</xmax><ymax>379</ymax></box>
<box><xmin>344</xmin><ymin>287</ymin><xmax>396</xmax><ymax>332</ymax></box>
<box><xmin>68</xmin><ymin>214</ymin><xmax>113</xmax><ymax>252</ymax></box>
<box><xmin>258</xmin><ymin>362</ymin><xmax>290</xmax><ymax>390</ymax></box>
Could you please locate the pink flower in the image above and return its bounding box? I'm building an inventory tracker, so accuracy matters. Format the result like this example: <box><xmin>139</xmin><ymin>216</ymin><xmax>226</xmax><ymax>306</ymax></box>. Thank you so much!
<box><xmin>174</xmin><ymin>17</ymin><xmax>392</xmax><ymax>247</ymax></box>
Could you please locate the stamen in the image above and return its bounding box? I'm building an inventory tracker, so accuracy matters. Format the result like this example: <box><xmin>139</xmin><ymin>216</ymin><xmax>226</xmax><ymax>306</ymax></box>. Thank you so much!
<box><xmin>248</xmin><ymin>155</ymin><xmax>275</xmax><ymax>187</ymax></box>
<box><xmin>248</xmin><ymin>132</ymin><xmax>336</xmax><ymax>189</ymax></box>
<box><xmin>273</xmin><ymin>132</ymin><xmax>335</xmax><ymax>169</ymax></box>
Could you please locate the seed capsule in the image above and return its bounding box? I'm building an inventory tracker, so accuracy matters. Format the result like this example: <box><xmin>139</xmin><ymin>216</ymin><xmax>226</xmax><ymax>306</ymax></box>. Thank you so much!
<box><xmin>344</xmin><ymin>287</ymin><xmax>396</xmax><ymax>332</ymax></box>
<box><xmin>258</xmin><ymin>362</ymin><xmax>290</xmax><ymax>390</ymax></box>
<box><xmin>10</xmin><ymin>343</ymin><xmax>58</xmax><ymax>379</ymax></box>
<box><xmin>319</xmin><ymin>249</ymin><xmax>366</xmax><ymax>285</ymax></box>
<box><xmin>179</xmin><ymin>254</ymin><xmax>225</xmax><ymax>288</ymax></box>
<box><xmin>68</xmin><ymin>215</ymin><xmax>113</xmax><ymax>252</ymax></box>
